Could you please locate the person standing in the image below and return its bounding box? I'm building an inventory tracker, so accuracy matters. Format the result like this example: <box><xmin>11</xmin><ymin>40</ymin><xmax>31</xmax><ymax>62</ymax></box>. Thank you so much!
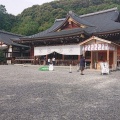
<box><xmin>47</xmin><ymin>58</ymin><xmax>50</xmax><ymax>65</ymax></box>
<box><xmin>80</xmin><ymin>54</ymin><xmax>85</xmax><ymax>75</ymax></box>
<box><xmin>52</xmin><ymin>57</ymin><xmax>55</xmax><ymax>65</ymax></box>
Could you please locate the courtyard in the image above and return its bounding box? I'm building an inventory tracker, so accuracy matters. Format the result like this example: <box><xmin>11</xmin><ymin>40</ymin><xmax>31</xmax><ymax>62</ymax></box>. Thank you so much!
<box><xmin>0</xmin><ymin>65</ymin><xmax>120</xmax><ymax>120</ymax></box>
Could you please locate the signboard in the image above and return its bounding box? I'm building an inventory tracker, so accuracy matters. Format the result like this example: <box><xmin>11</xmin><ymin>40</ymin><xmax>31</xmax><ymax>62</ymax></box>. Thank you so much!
<box><xmin>82</xmin><ymin>43</ymin><xmax>115</xmax><ymax>51</ymax></box>
<box><xmin>7</xmin><ymin>60</ymin><xmax>11</xmax><ymax>64</ymax></box>
<box><xmin>100</xmin><ymin>62</ymin><xmax>109</xmax><ymax>75</ymax></box>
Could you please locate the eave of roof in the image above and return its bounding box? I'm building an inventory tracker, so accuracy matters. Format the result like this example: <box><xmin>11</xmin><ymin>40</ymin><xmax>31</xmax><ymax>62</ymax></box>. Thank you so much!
<box><xmin>12</xmin><ymin>42</ymin><xmax>30</xmax><ymax>48</ymax></box>
<box><xmin>93</xmin><ymin>29</ymin><xmax>120</xmax><ymax>35</ymax></box>
<box><xmin>19</xmin><ymin>27</ymin><xmax>93</xmax><ymax>41</ymax></box>
<box><xmin>0</xmin><ymin>30</ymin><xmax>23</xmax><ymax>37</ymax></box>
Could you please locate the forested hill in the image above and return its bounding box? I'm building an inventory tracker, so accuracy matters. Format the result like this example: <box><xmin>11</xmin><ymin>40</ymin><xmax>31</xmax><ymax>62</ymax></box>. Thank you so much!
<box><xmin>0</xmin><ymin>0</ymin><xmax>120</xmax><ymax>36</ymax></box>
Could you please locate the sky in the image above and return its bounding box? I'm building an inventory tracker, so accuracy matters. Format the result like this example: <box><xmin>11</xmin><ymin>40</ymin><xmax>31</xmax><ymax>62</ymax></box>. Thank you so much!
<box><xmin>0</xmin><ymin>0</ymin><xmax>54</xmax><ymax>15</ymax></box>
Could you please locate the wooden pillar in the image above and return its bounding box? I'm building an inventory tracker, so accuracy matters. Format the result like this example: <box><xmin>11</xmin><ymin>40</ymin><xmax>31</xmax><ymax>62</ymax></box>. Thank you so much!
<box><xmin>91</xmin><ymin>51</ymin><xmax>93</xmax><ymax>69</ymax></box>
<box><xmin>46</xmin><ymin>55</ymin><xmax>48</xmax><ymax>60</ymax></box>
<box><xmin>78</xmin><ymin>55</ymin><xmax>80</xmax><ymax>61</ymax></box>
<box><xmin>62</xmin><ymin>55</ymin><xmax>64</xmax><ymax>65</ymax></box>
<box><xmin>62</xmin><ymin>55</ymin><xmax>64</xmax><ymax>60</ymax></box>
<box><xmin>45</xmin><ymin>55</ymin><xmax>48</xmax><ymax>65</ymax></box>
<box><xmin>107</xmin><ymin>49</ymin><xmax>109</xmax><ymax>66</ymax></box>
<box><xmin>113</xmin><ymin>46</ymin><xmax>117</xmax><ymax>70</ymax></box>
<box><xmin>96</xmin><ymin>51</ymin><xmax>98</xmax><ymax>69</ymax></box>
<box><xmin>83</xmin><ymin>51</ymin><xmax>85</xmax><ymax>57</ymax></box>
<box><xmin>30</xmin><ymin>46</ymin><xmax>34</xmax><ymax>64</ymax></box>
<box><xmin>30</xmin><ymin>45</ymin><xmax>34</xmax><ymax>58</ymax></box>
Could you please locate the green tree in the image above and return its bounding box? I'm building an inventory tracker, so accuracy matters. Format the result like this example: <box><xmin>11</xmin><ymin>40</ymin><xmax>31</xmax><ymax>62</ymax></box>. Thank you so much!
<box><xmin>0</xmin><ymin>5</ymin><xmax>16</xmax><ymax>31</ymax></box>
<box><xmin>0</xmin><ymin>5</ymin><xmax>7</xmax><ymax>14</ymax></box>
<box><xmin>1</xmin><ymin>1</ymin><xmax>120</xmax><ymax>35</ymax></box>
<box><xmin>12</xmin><ymin>16</ymin><xmax>39</xmax><ymax>35</ymax></box>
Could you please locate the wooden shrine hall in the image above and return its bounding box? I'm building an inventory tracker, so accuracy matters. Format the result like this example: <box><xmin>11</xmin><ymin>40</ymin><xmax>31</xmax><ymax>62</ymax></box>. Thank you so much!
<box><xmin>0</xmin><ymin>30</ymin><xmax>29</xmax><ymax>64</ymax></box>
<box><xmin>11</xmin><ymin>7</ymin><xmax>120</xmax><ymax>69</ymax></box>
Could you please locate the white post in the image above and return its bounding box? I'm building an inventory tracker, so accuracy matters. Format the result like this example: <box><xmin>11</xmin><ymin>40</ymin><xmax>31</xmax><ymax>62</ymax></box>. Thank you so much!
<box><xmin>77</xmin><ymin>64</ymin><xmax>79</xmax><ymax>72</ymax></box>
<box><xmin>69</xmin><ymin>64</ymin><xmax>72</xmax><ymax>73</ymax></box>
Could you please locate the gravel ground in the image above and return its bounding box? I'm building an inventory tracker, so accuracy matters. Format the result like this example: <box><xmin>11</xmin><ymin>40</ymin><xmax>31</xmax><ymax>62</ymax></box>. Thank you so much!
<box><xmin>0</xmin><ymin>65</ymin><xmax>120</xmax><ymax>120</ymax></box>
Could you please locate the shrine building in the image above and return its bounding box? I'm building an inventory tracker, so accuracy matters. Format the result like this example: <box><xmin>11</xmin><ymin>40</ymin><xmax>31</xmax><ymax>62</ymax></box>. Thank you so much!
<box><xmin>9</xmin><ymin>8</ymin><xmax>120</xmax><ymax>69</ymax></box>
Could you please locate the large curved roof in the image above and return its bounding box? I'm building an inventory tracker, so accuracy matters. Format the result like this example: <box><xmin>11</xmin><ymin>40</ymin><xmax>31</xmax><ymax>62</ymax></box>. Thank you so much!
<box><xmin>19</xmin><ymin>7</ymin><xmax>120</xmax><ymax>40</ymax></box>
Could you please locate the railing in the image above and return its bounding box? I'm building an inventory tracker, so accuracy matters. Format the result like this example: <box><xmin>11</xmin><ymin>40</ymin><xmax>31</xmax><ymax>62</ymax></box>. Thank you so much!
<box><xmin>15</xmin><ymin>56</ymin><xmax>34</xmax><ymax>60</ymax></box>
<box><xmin>36</xmin><ymin>59</ymin><xmax>79</xmax><ymax>66</ymax></box>
<box><xmin>55</xmin><ymin>60</ymin><xmax>79</xmax><ymax>66</ymax></box>
<box><xmin>14</xmin><ymin>57</ymin><xmax>34</xmax><ymax>64</ymax></box>
<box><xmin>14</xmin><ymin>57</ymin><xmax>79</xmax><ymax>66</ymax></box>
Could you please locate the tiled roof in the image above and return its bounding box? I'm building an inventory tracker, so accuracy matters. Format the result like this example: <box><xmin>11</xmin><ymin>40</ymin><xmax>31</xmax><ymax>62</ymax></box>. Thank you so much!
<box><xmin>21</xmin><ymin>12</ymin><xmax>95</xmax><ymax>40</ymax></box>
<box><xmin>20</xmin><ymin>7</ymin><xmax>120</xmax><ymax>40</ymax></box>
<box><xmin>0</xmin><ymin>30</ymin><xmax>29</xmax><ymax>47</ymax></box>
<box><xmin>80</xmin><ymin>7</ymin><xmax>120</xmax><ymax>34</ymax></box>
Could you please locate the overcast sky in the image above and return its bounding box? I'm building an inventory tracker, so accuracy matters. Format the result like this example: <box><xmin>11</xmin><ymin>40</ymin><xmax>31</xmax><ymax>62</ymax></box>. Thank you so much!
<box><xmin>0</xmin><ymin>0</ymin><xmax>54</xmax><ymax>15</ymax></box>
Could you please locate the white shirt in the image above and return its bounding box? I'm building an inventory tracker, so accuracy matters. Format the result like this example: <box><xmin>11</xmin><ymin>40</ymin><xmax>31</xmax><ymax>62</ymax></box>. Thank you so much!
<box><xmin>52</xmin><ymin>58</ymin><xmax>55</xmax><ymax>61</ymax></box>
<box><xmin>48</xmin><ymin>59</ymin><xmax>50</xmax><ymax>62</ymax></box>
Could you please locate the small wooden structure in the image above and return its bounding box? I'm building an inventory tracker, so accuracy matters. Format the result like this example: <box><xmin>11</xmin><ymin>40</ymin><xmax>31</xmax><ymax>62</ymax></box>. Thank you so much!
<box><xmin>79</xmin><ymin>36</ymin><xmax>120</xmax><ymax>70</ymax></box>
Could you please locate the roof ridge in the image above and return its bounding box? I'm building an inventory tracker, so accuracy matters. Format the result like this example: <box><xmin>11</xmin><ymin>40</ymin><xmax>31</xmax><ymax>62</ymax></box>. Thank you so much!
<box><xmin>55</xmin><ymin>11</ymin><xmax>79</xmax><ymax>22</ymax></box>
<box><xmin>55</xmin><ymin>18</ymin><xmax>65</xmax><ymax>22</ymax></box>
<box><xmin>80</xmin><ymin>7</ymin><xmax>118</xmax><ymax>18</ymax></box>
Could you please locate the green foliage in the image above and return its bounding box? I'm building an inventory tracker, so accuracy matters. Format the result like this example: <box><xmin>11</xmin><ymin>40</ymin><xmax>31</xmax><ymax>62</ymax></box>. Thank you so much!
<box><xmin>0</xmin><ymin>50</ymin><xmax>6</xmax><ymax>64</ymax></box>
<box><xmin>1</xmin><ymin>0</ymin><xmax>120</xmax><ymax>35</ymax></box>
<box><xmin>0</xmin><ymin>5</ymin><xmax>16</xmax><ymax>31</ymax></box>
<box><xmin>11</xmin><ymin>16</ymin><xmax>39</xmax><ymax>35</ymax></box>
<box><xmin>0</xmin><ymin>5</ymin><xmax>6</xmax><ymax>14</ymax></box>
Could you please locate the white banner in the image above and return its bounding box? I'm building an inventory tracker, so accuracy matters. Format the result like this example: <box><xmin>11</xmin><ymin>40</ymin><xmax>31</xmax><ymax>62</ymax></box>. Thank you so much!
<box><xmin>82</xmin><ymin>43</ymin><xmax>115</xmax><ymax>51</ymax></box>
<box><xmin>34</xmin><ymin>45</ymin><xmax>82</xmax><ymax>56</ymax></box>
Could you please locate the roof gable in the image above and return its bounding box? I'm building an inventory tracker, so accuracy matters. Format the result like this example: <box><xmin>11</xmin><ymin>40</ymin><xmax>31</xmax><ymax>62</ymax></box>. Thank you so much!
<box><xmin>53</xmin><ymin>11</ymin><xmax>94</xmax><ymax>32</ymax></box>
<box><xmin>79</xmin><ymin>36</ymin><xmax>111</xmax><ymax>45</ymax></box>
<box><xmin>79</xmin><ymin>36</ymin><xmax>120</xmax><ymax>46</ymax></box>
<box><xmin>56</xmin><ymin>17</ymin><xmax>87</xmax><ymax>31</ymax></box>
